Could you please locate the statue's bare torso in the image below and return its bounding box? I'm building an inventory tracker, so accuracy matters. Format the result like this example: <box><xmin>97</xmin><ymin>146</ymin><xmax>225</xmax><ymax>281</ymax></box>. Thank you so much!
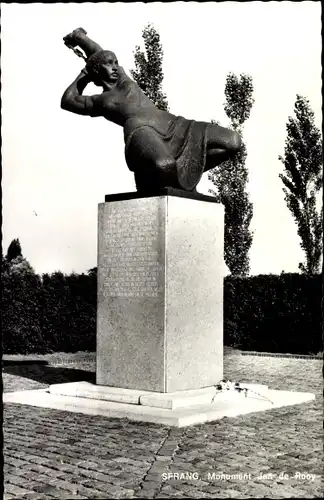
<box><xmin>90</xmin><ymin>67</ymin><xmax>176</xmax><ymax>133</ymax></box>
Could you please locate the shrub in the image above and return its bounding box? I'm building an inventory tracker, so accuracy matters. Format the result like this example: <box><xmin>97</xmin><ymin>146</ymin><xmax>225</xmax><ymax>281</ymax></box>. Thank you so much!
<box><xmin>224</xmin><ymin>273</ymin><xmax>322</xmax><ymax>354</ymax></box>
<box><xmin>40</xmin><ymin>271</ymin><xmax>96</xmax><ymax>353</ymax></box>
<box><xmin>2</xmin><ymin>266</ymin><xmax>97</xmax><ymax>354</ymax></box>
<box><xmin>2</xmin><ymin>257</ymin><xmax>47</xmax><ymax>354</ymax></box>
<box><xmin>2</xmin><ymin>264</ymin><xmax>321</xmax><ymax>355</ymax></box>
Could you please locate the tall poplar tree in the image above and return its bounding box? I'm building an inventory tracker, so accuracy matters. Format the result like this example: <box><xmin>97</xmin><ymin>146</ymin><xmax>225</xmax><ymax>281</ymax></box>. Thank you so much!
<box><xmin>131</xmin><ymin>23</ymin><xmax>169</xmax><ymax>111</ymax></box>
<box><xmin>208</xmin><ymin>73</ymin><xmax>254</xmax><ymax>276</ymax></box>
<box><xmin>279</xmin><ymin>94</ymin><xmax>322</xmax><ymax>274</ymax></box>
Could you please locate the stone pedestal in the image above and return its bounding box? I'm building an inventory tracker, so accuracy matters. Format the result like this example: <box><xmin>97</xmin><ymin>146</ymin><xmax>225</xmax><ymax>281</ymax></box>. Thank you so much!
<box><xmin>97</xmin><ymin>189</ymin><xmax>224</xmax><ymax>392</ymax></box>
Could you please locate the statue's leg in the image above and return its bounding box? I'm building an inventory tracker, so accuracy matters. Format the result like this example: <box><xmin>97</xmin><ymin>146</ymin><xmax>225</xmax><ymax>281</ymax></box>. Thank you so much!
<box><xmin>204</xmin><ymin>149</ymin><xmax>236</xmax><ymax>171</ymax></box>
<box><xmin>125</xmin><ymin>127</ymin><xmax>179</xmax><ymax>190</ymax></box>
<box><xmin>204</xmin><ymin>123</ymin><xmax>241</xmax><ymax>172</ymax></box>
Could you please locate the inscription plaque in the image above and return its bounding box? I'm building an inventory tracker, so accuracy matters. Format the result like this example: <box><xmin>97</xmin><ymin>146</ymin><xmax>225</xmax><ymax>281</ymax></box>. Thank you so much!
<box><xmin>103</xmin><ymin>204</ymin><xmax>163</xmax><ymax>298</ymax></box>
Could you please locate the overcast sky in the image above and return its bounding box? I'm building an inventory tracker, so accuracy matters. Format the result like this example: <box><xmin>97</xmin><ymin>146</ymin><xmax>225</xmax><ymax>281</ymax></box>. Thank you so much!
<box><xmin>1</xmin><ymin>1</ymin><xmax>322</xmax><ymax>275</ymax></box>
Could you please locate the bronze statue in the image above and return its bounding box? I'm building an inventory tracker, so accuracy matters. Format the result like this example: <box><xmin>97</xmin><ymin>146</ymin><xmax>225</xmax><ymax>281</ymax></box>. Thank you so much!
<box><xmin>61</xmin><ymin>28</ymin><xmax>242</xmax><ymax>192</ymax></box>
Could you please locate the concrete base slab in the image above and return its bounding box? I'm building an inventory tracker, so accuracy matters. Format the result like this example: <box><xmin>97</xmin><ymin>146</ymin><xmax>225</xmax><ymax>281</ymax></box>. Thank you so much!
<box><xmin>4</xmin><ymin>382</ymin><xmax>315</xmax><ymax>427</ymax></box>
<box><xmin>49</xmin><ymin>381</ymin><xmax>146</xmax><ymax>405</ymax></box>
<box><xmin>48</xmin><ymin>382</ymin><xmax>270</xmax><ymax>410</ymax></box>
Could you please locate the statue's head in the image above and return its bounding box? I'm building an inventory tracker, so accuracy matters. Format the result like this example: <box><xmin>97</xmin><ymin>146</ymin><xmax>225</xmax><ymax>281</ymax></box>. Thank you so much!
<box><xmin>86</xmin><ymin>50</ymin><xmax>119</xmax><ymax>85</ymax></box>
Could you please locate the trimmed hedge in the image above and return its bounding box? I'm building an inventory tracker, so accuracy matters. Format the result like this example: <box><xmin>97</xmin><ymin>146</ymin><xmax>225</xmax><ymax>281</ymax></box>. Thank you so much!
<box><xmin>224</xmin><ymin>273</ymin><xmax>322</xmax><ymax>354</ymax></box>
<box><xmin>2</xmin><ymin>268</ymin><xmax>322</xmax><ymax>355</ymax></box>
<box><xmin>2</xmin><ymin>265</ymin><xmax>48</xmax><ymax>354</ymax></box>
<box><xmin>2</xmin><ymin>269</ymin><xmax>96</xmax><ymax>354</ymax></box>
<box><xmin>39</xmin><ymin>272</ymin><xmax>96</xmax><ymax>353</ymax></box>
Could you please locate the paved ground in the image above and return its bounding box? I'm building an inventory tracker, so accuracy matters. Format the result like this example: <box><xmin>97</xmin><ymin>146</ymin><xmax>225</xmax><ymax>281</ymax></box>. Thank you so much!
<box><xmin>3</xmin><ymin>351</ymin><xmax>323</xmax><ymax>499</ymax></box>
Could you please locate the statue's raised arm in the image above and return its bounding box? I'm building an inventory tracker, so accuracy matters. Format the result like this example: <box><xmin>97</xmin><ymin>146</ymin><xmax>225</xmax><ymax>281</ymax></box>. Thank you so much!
<box><xmin>63</xmin><ymin>27</ymin><xmax>103</xmax><ymax>59</ymax></box>
<box><xmin>61</xmin><ymin>28</ymin><xmax>242</xmax><ymax>192</ymax></box>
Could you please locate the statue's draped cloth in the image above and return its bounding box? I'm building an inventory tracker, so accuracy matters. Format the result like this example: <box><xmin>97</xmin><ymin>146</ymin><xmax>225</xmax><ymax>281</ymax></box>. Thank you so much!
<box><xmin>124</xmin><ymin>116</ymin><xmax>209</xmax><ymax>191</ymax></box>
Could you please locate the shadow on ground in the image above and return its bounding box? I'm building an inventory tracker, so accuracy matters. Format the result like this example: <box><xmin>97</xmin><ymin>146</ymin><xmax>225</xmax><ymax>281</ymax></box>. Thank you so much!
<box><xmin>2</xmin><ymin>362</ymin><xmax>95</xmax><ymax>385</ymax></box>
<box><xmin>2</xmin><ymin>360</ymin><xmax>49</xmax><ymax>366</ymax></box>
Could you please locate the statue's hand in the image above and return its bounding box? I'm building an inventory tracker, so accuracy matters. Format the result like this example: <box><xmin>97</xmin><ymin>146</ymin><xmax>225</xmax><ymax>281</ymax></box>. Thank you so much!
<box><xmin>63</xmin><ymin>27</ymin><xmax>87</xmax><ymax>48</ymax></box>
<box><xmin>81</xmin><ymin>67</ymin><xmax>102</xmax><ymax>87</ymax></box>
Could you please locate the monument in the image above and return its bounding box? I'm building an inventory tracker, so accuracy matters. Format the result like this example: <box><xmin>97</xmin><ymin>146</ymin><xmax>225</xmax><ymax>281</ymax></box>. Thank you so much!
<box><xmin>4</xmin><ymin>28</ymin><xmax>315</xmax><ymax>427</ymax></box>
<box><xmin>61</xmin><ymin>27</ymin><xmax>235</xmax><ymax>394</ymax></box>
